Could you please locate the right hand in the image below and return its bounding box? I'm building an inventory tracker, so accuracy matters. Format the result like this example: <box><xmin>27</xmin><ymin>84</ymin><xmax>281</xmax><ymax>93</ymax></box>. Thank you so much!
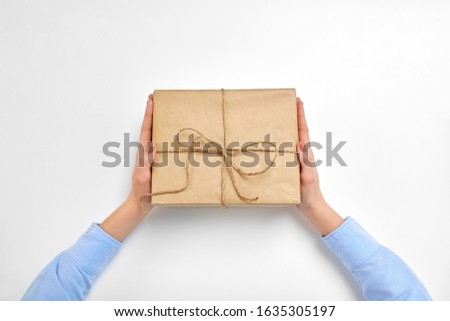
<box><xmin>295</xmin><ymin>98</ymin><xmax>344</xmax><ymax>236</ymax></box>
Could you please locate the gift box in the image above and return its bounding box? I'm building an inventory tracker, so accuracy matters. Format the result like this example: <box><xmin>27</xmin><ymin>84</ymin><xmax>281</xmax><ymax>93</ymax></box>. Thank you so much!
<box><xmin>149</xmin><ymin>88</ymin><xmax>300</xmax><ymax>206</ymax></box>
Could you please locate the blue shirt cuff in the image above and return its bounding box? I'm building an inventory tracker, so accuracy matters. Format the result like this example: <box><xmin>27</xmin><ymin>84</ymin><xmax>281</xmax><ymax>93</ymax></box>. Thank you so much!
<box><xmin>323</xmin><ymin>217</ymin><xmax>381</xmax><ymax>271</ymax></box>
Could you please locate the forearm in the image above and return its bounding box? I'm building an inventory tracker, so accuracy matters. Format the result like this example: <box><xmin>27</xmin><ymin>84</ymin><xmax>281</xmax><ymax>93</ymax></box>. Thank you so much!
<box><xmin>323</xmin><ymin>217</ymin><xmax>431</xmax><ymax>300</ymax></box>
<box><xmin>22</xmin><ymin>224</ymin><xmax>121</xmax><ymax>300</ymax></box>
<box><xmin>297</xmin><ymin>197</ymin><xmax>430</xmax><ymax>300</ymax></box>
<box><xmin>22</xmin><ymin>195</ymin><xmax>148</xmax><ymax>300</ymax></box>
<box><xmin>297</xmin><ymin>197</ymin><xmax>344</xmax><ymax>236</ymax></box>
<box><xmin>100</xmin><ymin>195</ymin><xmax>151</xmax><ymax>242</ymax></box>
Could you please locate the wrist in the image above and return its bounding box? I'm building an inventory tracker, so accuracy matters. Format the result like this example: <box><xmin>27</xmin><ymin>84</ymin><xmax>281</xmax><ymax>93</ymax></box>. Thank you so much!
<box><xmin>297</xmin><ymin>196</ymin><xmax>344</xmax><ymax>236</ymax></box>
<box><xmin>124</xmin><ymin>193</ymin><xmax>152</xmax><ymax>216</ymax></box>
<box><xmin>297</xmin><ymin>194</ymin><xmax>328</xmax><ymax>217</ymax></box>
<box><xmin>100</xmin><ymin>194</ymin><xmax>151</xmax><ymax>243</ymax></box>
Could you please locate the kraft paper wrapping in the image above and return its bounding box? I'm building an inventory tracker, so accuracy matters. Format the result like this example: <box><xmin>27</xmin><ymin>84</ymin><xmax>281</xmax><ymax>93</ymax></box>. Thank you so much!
<box><xmin>150</xmin><ymin>88</ymin><xmax>300</xmax><ymax>206</ymax></box>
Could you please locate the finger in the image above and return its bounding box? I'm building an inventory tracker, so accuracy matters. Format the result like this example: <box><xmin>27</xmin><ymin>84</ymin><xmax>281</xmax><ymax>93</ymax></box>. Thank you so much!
<box><xmin>297</xmin><ymin>142</ymin><xmax>316</xmax><ymax>171</ymax></box>
<box><xmin>148</xmin><ymin>142</ymin><xmax>157</xmax><ymax>167</ymax></box>
<box><xmin>297</xmin><ymin>98</ymin><xmax>310</xmax><ymax>143</ymax></box>
<box><xmin>137</xmin><ymin>142</ymin><xmax>156</xmax><ymax>170</ymax></box>
<box><xmin>140</xmin><ymin>94</ymin><xmax>154</xmax><ymax>145</ymax></box>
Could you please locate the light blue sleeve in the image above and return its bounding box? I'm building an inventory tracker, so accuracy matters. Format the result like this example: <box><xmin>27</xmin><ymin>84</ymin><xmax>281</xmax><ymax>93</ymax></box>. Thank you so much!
<box><xmin>323</xmin><ymin>217</ymin><xmax>431</xmax><ymax>301</ymax></box>
<box><xmin>22</xmin><ymin>223</ymin><xmax>121</xmax><ymax>301</ymax></box>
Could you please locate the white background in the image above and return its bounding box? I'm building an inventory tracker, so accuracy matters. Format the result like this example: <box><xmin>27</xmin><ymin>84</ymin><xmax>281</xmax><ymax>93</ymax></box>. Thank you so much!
<box><xmin>0</xmin><ymin>0</ymin><xmax>449</xmax><ymax>300</ymax></box>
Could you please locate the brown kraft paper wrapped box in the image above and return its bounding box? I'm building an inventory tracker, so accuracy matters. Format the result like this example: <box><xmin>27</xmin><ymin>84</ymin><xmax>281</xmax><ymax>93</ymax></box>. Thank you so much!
<box><xmin>150</xmin><ymin>88</ymin><xmax>300</xmax><ymax>206</ymax></box>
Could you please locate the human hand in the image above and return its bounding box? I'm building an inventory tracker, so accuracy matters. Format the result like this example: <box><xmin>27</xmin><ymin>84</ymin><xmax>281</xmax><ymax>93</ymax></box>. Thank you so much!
<box><xmin>127</xmin><ymin>94</ymin><xmax>157</xmax><ymax>213</ymax></box>
<box><xmin>296</xmin><ymin>98</ymin><xmax>343</xmax><ymax>235</ymax></box>
<box><xmin>100</xmin><ymin>94</ymin><xmax>156</xmax><ymax>241</ymax></box>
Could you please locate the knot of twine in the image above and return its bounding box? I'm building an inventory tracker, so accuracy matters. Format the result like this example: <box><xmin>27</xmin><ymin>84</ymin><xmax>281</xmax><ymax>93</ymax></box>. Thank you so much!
<box><xmin>139</xmin><ymin>89</ymin><xmax>279</xmax><ymax>212</ymax></box>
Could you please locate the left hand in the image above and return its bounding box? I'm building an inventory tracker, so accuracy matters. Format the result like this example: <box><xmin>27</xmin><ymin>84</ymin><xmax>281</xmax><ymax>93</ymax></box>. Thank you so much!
<box><xmin>127</xmin><ymin>94</ymin><xmax>157</xmax><ymax>212</ymax></box>
<box><xmin>100</xmin><ymin>95</ymin><xmax>157</xmax><ymax>241</ymax></box>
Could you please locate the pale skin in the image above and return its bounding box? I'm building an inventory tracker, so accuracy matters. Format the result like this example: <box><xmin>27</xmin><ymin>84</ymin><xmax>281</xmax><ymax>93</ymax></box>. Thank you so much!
<box><xmin>100</xmin><ymin>94</ymin><xmax>156</xmax><ymax>242</ymax></box>
<box><xmin>295</xmin><ymin>98</ymin><xmax>344</xmax><ymax>235</ymax></box>
<box><xmin>100</xmin><ymin>95</ymin><xmax>344</xmax><ymax>242</ymax></box>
